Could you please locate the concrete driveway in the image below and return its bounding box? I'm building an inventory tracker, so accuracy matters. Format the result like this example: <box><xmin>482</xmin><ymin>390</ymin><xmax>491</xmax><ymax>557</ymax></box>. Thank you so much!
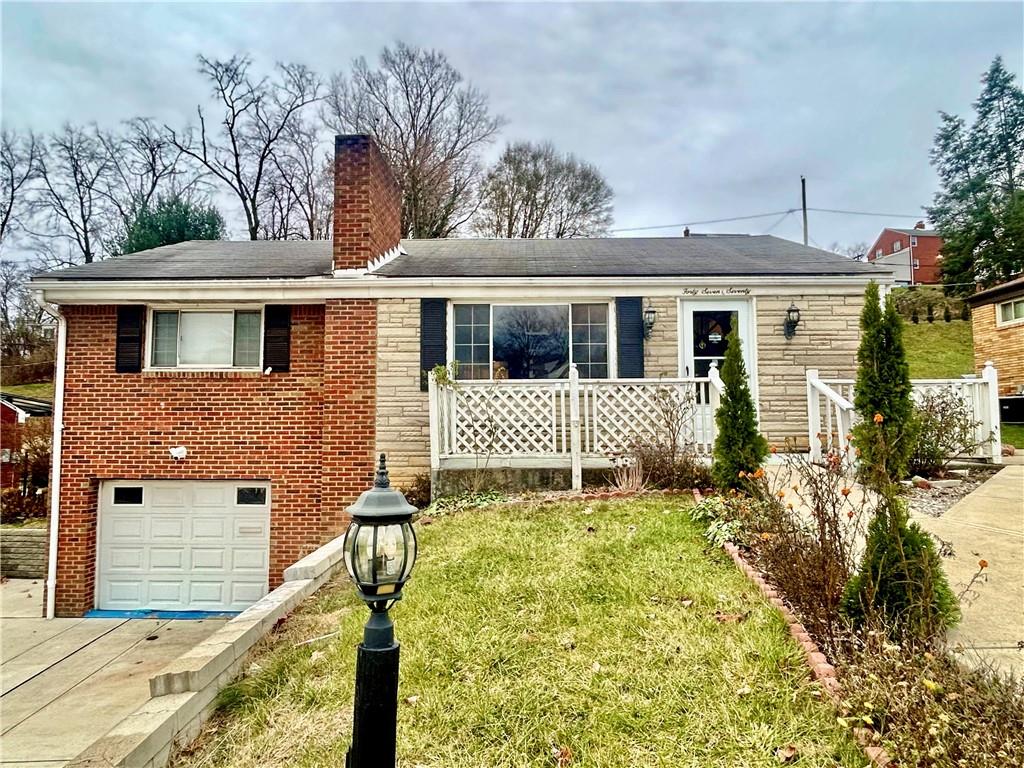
<box><xmin>1</xmin><ymin>579</ymin><xmax>226</xmax><ymax>767</ymax></box>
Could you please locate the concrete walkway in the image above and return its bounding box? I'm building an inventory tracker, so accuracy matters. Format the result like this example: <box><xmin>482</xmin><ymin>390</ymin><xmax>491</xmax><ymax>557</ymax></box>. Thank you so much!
<box><xmin>912</xmin><ymin>464</ymin><xmax>1024</xmax><ymax>676</ymax></box>
<box><xmin>0</xmin><ymin>580</ymin><xmax>225</xmax><ymax>767</ymax></box>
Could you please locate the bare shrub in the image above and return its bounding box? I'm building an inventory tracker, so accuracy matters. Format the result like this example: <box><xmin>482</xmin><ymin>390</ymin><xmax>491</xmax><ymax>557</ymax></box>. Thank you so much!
<box><xmin>609</xmin><ymin>455</ymin><xmax>646</xmax><ymax>493</ymax></box>
<box><xmin>909</xmin><ymin>387</ymin><xmax>987</xmax><ymax>477</ymax></box>
<box><xmin>837</xmin><ymin>633</ymin><xmax>1024</xmax><ymax>767</ymax></box>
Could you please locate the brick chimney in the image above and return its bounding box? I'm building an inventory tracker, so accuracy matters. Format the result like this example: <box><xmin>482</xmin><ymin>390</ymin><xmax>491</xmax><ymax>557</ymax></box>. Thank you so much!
<box><xmin>332</xmin><ymin>135</ymin><xmax>402</xmax><ymax>271</ymax></box>
<box><xmin>914</xmin><ymin>220</ymin><xmax>926</xmax><ymax>230</ymax></box>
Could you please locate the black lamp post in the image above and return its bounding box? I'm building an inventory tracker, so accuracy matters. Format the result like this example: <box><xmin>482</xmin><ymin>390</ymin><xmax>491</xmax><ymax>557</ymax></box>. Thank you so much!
<box><xmin>343</xmin><ymin>453</ymin><xmax>417</xmax><ymax>768</ymax></box>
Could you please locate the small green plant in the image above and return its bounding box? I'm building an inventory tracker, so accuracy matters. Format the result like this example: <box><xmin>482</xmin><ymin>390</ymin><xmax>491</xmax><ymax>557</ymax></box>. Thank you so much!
<box><xmin>703</xmin><ymin>518</ymin><xmax>746</xmax><ymax>548</ymax></box>
<box><xmin>926</xmin><ymin>303</ymin><xmax>935</xmax><ymax>323</ymax></box>
<box><xmin>911</xmin><ymin>308</ymin><xmax>920</xmax><ymax>324</ymax></box>
<box><xmin>942</xmin><ymin>305</ymin><xmax>952</xmax><ymax>323</ymax></box>
<box><xmin>688</xmin><ymin>495</ymin><xmax>729</xmax><ymax>525</ymax></box>
<box><xmin>711</xmin><ymin>329</ymin><xmax>768</xmax><ymax>491</ymax></box>
<box><xmin>425</xmin><ymin>490</ymin><xmax>508</xmax><ymax>517</ymax></box>
<box><xmin>959</xmin><ymin>302</ymin><xmax>970</xmax><ymax>321</ymax></box>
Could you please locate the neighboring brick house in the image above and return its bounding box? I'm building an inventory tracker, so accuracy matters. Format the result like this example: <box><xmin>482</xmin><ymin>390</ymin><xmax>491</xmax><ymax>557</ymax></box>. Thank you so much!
<box><xmin>967</xmin><ymin>275</ymin><xmax>1024</xmax><ymax>397</ymax></box>
<box><xmin>31</xmin><ymin>134</ymin><xmax>892</xmax><ymax>617</ymax></box>
<box><xmin>1</xmin><ymin>393</ymin><xmax>53</xmax><ymax>491</ymax></box>
<box><xmin>866</xmin><ymin>224</ymin><xmax>943</xmax><ymax>285</ymax></box>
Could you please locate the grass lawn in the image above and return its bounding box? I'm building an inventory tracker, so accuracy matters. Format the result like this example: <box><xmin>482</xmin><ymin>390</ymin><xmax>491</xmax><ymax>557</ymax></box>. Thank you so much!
<box><xmin>902</xmin><ymin>320</ymin><xmax>973</xmax><ymax>379</ymax></box>
<box><xmin>175</xmin><ymin>498</ymin><xmax>862</xmax><ymax>768</ymax></box>
<box><xmin>1</xmin><ymin>382</ymin><xmax>54</xmax><ymax>401</ymax></box>
<box><xmin>1002</xmin><ymin>423</ymin><xmax>1024</xmax><ymax>449</ymax></box>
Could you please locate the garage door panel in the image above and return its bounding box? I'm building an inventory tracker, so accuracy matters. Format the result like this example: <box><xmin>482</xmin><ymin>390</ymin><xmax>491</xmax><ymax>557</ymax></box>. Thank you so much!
<box><xmin>105</xmin><ymin>547</ymin><xmax>145</xmax><ymax>570</ymax></box>
<box><xmin>232</xmin><ymin>548</ymin><xmax>268</xmax><ymax>571</ymax></box>
<box><xmin>150</xmin><ymin>486</ymin><xmax>187</xmax><ymax>508</ymax></box>
<box><xmin>192</xmin><ymin>517</ymin><xmax>227</xmax><ymax>540</ymax></box>
<box><xmin>98</xmin><ymin>481</ymin><xmax>270</xmax><ymax>612</ymax></box>
<box><xmin>108</xmin><ymin>517</ymin><xmax>145</xmax><ymax>541</ymax></box>
<box><xmin>149</xmin><ymin>547</ymin><xmax>187</xmax><ymax>570</ymax></box>
<box><xmin>191</xmin><ymin>548</ymin><xmax>227</xmax><ymax>570</ymax></box>
<box><xmin>192</xmin><ymin>485</ymin><xmax>229</xmax><ymax>507</ymax></box>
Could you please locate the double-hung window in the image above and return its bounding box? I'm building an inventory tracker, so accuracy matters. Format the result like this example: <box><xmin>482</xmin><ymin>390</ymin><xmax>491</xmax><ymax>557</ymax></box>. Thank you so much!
<box><xmin>452</xmin><ymin>303</ymin><xmax>610</xmax><ymax>380</ymax></box>
<box><xmin>998</xmin><ymin>298</ymin><xmax>1024</xmax><ymax>325</ymax></box>
<box><xmin>149</xmin><ymin>308</ymin><xmax>262</xmax><ymax>369</ymax></box>
<box><xmin>893</xmin><ymin>240</ymin><xmax>902</xmax><ymax>252</ymax></box>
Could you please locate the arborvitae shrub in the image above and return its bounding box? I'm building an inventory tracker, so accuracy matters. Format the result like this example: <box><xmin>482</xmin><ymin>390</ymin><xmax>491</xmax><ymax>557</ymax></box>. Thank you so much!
<box><xmin>852</xmin><ymin>283</ymin><xmax>917</xmax><ymax>484</ymax></box>
<box><xmin>926</xmin><ymin>303</ymin><xmax>935</xmax><ymax>323</ymax></box>
<box><xmin>712</xmin><ymin>328</ymin><xmax>768</xmax><ymax>491</ymax></box>
<box><xmin>841</xmin><ymin>491</ymin><xmax>959</xmax><ymax>643</ymax></box>
<box><xmin>959</xmin><ymin>302</ymin><xmax>970</xmax><ymax>321</ymax></box>
<box><xmin>911</xmin><ymin>309</ymin><xmax>919</xmax><ymax>324</ymax></box>
<box><xmin>943</xmin><ymin>305</ymin><xmax>952</xmax><ymax>322</ymax></box>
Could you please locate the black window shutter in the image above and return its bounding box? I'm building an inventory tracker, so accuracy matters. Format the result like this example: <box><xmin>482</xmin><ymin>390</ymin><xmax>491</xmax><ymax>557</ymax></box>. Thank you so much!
<box><xmin>420</xmin><ymin>298</ymin><xmax>447</xmax><ymax>391</ymax></box>
<box><xmin>115</xmin><ymin>305</ymin><xmax>145</xmax><ymax>373</ymax></box>
<box><xmin>616</xmin><ymin>297</ymin><xmax>645</xmax><ymax>378</ymax></box>
<box><xmin>263</xmin><ymin>305</ymin><xmax>291</xmax><ymax>372</ymax></box>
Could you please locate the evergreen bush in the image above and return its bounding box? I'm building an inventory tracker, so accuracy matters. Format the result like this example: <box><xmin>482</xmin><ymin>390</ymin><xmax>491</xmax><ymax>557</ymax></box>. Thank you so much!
<box><xmin>841</xmin><ymin>492</ymin><xmax>959</xmax><ymax>643</ymax></box>
<box><xmin>943</xmin><ymin>305</ymin><xmax>952</xmax><ymax>322</ymax></box>
<box><xmin>711</xmin><ymin>328</ymin><xmax>768</xmax><ymax>491</ymax></box>
<box><xmin>960</xmin><ymin>302</ymin><xmax>970</xmax><ymax>321</ymax></box>
<box><xmin>926</xmin><ymin>303</ymin><xmax>935</xmax><ymax>323</ymax></box>
<box><xmin>910</xmin><ymin>308</ymin><xmax>919</xmax><ymax>324</ymax></box>
<box><xmin>852</xmin><ymin>283</ymin><xmax>917</xmax><ymax>485</ymax></box>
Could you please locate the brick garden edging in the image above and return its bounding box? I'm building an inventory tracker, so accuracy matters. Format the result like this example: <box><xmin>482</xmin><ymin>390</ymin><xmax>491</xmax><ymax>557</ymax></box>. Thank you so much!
<box><xmin>692</xmin><ymin>489</ymin><xmax>893</xmax><ymax>768</ymax></box>
<box><xmin>68</xmin><ymin>535</ymin><xmax>348</xmax><ymax>768</ymax></box>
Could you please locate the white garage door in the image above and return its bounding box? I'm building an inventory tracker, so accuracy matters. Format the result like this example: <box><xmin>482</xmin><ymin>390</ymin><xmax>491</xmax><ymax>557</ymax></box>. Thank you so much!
<box><xmin>97</xmin><ymin>480</ymin><xmax>270</xmax><ymax>612</ymax></box>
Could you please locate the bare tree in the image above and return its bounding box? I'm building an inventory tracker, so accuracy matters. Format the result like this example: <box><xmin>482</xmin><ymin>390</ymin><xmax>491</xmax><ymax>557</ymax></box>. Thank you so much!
<box><xmin>258</xmin><ymin>116</ymin><xmax>332</xmax><ymax>240</ymax></box>
<box><xmin>828</xmin><ymin>241</ymin><xmax>870</xmax><ymax>261</ymax></box>
<box><xmin>474</xmin><ymin>141</ymin><xmax>613</xmax><ymax>238</ymax></box>
<box><xmin>167</xmin><ymin>55</ymin><xmax>322</xmax><ymax>241</ymax></box>
<box><xmin>96</xmin><ymin>118</ymin><xmax>195</xmax><ymax>232</ymax></box>
<box><xmin>323</xmin><ymin>42</ymin><xmax>505</xmax><ymax>238</ymax></box>
<box><xmin>1</xmin><ymin>129</ymin><xmax>42</xmax><ymax>246</ymax></box>
<box><xmin>32</xmin><ymin>124</ymin><xmax>112</xmax><ymax>266</ymax></box>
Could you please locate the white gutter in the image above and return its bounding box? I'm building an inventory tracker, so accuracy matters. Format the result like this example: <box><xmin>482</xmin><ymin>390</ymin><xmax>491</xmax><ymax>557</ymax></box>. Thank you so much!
<box><xmin>31</xmin><ymin>271</ymin><xmax>896</xmax><ymax>305</ymax></box>
<box><xmin>33</xmin><ymin>292</ymin><xmax>66</xmax><ymax>620</ymax></box>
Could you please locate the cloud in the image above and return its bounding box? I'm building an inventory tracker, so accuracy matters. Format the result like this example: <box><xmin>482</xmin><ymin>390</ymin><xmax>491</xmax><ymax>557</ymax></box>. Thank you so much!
<box><xmin>2</xmin><ymin>1</ymin><xmax>1021</xmax><ymax>249</ymax></box>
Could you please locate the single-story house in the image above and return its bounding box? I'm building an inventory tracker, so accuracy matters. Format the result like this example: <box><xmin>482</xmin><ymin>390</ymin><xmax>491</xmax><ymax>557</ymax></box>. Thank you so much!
<box><xmin>967</xmin><ymin>276</ymin><xmax>1024</xmax><ymax>424</ymax></box>
<box><xmin>1</xmin><ymin>393</ymin><xmax>53</xmax><ymax>491</ymax></box>
<box><xmin>30</xmin><ymin>135</ymin><xmax>892</xmax><ymax>617</ymax></box>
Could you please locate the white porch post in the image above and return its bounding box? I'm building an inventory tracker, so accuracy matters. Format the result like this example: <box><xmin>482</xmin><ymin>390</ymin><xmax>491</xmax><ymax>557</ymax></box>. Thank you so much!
<box><xmin>708</xmin><ymin>361</ymin><xmax>723</xmax><ymax>452</ymax></box>
<box><xmin>569</xmin><ymin>365</ymin><xmax>582</xmax><ymax>490</ymax></box>
<box><xmin>806</xmin><ymin>368</ymin><xmax>822</xmax><ymax>462</ymax></box>
<box><xmin>982</xmin><ymin>361</ymin><xmax>1003</xmax><ymax>464</ymax></box>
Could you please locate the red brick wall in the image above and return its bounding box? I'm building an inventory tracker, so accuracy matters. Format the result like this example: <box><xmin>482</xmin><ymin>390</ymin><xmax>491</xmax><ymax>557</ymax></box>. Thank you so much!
<box><xmin>51</xmin><ymin>303</ymin><xmax>377</xmax><ymax>616</ymax></box>
<box><xmin>332</xmin><ymin>135</ymin><xmax>402</xmax><ymax>271</ymax></box>
<box><xmin>321</xmin><ymin>298</ymin><xmax>378</xmax><ymax>536</ymax></box>
<box><xmin>866</xmin><ymin>230</ymin><xmax>943</xmax><ymax>284</ymax></box>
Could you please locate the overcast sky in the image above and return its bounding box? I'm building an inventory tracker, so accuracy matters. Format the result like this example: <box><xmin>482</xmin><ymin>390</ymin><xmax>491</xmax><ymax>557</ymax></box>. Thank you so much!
<box><xmin>2</xmin><ymin>1</ymin><xmax>1022</xmax><ymax>251</ymax></box>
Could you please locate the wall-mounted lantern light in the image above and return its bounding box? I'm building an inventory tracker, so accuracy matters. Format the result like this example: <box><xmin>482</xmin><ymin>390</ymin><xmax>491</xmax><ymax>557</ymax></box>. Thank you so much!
<box><xmin>783</xmin><ymin>303</ymin><xmax>801</xmax><ymax>340</ymax></box>
<box><xmin>642</xmin><ymin>304</ymin><xmax>657</xmax><ymax>339</ymax></box>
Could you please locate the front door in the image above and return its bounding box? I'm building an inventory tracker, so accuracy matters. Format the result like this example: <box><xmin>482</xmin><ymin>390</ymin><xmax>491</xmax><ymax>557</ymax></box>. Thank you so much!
<box><xmin>679</xmin><ymin>299</ymin><xmax>755</xmax><ymax>387</ymax></box>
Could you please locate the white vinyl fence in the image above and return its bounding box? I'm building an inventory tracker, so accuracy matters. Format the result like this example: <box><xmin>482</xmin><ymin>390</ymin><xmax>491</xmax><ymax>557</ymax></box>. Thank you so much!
<box><xmin>428</xmin><ymin>364</ymin><xmax>724</xmax><ymax>490</ymax></box>
<box><xmin>806</xmin><ymin>361</ymin><xmax>1002</xmax><ymax>464</ymax></box>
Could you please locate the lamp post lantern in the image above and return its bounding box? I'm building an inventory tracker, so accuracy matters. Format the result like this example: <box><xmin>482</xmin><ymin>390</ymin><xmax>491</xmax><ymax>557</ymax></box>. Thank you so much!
<box><xmin>343</xmin><ymin>453</ymin><xmax>417</xmax><ymax>768</ymax></box>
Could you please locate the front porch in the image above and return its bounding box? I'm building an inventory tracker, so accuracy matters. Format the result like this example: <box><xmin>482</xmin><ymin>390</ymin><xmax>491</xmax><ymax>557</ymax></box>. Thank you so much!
<box><xmin>427</xmin><ymin>362</ymin><xmax>1004</xmax><ymax>491</ymax></box>
<box><xmin>427</xmin><ymin>366</ymin><xmax>724</xmax><ymax>489</ymax></box>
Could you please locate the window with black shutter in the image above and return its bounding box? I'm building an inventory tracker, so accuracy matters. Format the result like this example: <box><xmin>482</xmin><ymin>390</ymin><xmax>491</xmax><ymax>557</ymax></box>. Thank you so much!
<box><xmin>262</xmin><ymin>305</ymin><xmax>291</xmax><ymax>373</ymax></box>
<box><xmin>615</xmin><ymin>297</ymin><xmax>645</xmax><ymax>378</ymax></box>
<box><xmin>420</xmin><ymin>299</ymin><xmax>447</xmax><ymax>391</ymax></box>
<box><xmin>115</xmin><ymin>305</ymin><xmax>145</xmax><ymax>373</ymax></box>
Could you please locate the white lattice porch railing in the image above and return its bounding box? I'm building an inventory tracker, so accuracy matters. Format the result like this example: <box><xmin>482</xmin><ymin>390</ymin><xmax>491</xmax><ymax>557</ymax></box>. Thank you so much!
<box><xmin>428</xmin><ymin>365</ymin><xmax>722</xmax><ymax>489</ymax></box>
<box><xmin>806</xmin><ymin>362</ymin><xmax>1003</xmax><ymax>464</ymax></box>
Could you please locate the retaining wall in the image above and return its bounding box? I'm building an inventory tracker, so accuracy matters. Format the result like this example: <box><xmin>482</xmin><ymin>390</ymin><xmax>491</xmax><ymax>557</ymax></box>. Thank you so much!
<box><xmin>1</xmin><ymin>526</ymin><xmax>47</xmax><ymax>578</ymax></box>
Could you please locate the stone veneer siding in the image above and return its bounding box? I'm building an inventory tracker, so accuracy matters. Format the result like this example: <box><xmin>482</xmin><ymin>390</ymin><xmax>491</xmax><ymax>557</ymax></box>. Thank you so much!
<box><xmin>971</xmin><ymin>302</ymin><xmax>1024</xmax><ymax>395</ymax></box>
<box><xmin>374</xmin><ymin>289</ymin><xmax>867</xmax><ymax>482</ymax></box>
<box><xmin>375</xmin><ymin>299</ymin><xmax>430</xmax><ymax>490</ymax></box>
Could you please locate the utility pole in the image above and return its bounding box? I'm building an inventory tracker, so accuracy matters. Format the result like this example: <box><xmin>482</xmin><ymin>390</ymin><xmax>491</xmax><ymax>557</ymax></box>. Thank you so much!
<box><xmin>801</xmin><ymin>175</ymin><xmax>808</xmax><ymax>246</ymax></box>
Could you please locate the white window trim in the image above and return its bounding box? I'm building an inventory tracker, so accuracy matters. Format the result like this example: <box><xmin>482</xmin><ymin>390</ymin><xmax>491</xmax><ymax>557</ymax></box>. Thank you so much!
<box><xmin>910</xmin><ymin>236</ymin><xmax>918</xmax><ymax>247</ymax></box>
<box><xmin>996</xmin><ymin>298</ymin><xmax>1024</xmax><ymax>328</ymax></box>
<box><xmin>144</xmin><ymin>304</ymin><xmax>265</xmax><ymax>372</ymax></box>
<box><xmin>447</xmin><ymin>300</ymin><xmax>617</xmax><ymax>381</ymax></box>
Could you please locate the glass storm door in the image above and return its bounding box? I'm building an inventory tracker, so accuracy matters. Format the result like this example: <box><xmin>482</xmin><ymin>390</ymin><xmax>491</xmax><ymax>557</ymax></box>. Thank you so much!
<box><xmin>680</xmin><ymin>300</ymin><xmax>754</xmax><ymax>382</ymax></box>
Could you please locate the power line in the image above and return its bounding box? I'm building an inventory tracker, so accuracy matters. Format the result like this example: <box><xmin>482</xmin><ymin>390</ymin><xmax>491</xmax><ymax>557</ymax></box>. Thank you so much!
<box><xmin>762</xmin><ymin>210</ymin><xmax>793</xmax><ymax>235</ymax></box>
<box><xmin>610</xmin><ymin>209</ymin><xmax>796</xmax><ymax>233</ymax></box>
<box><xmin>610</xmin><ymin>205</ymin><xmax>924</xmax><ymax>234</ymax></box>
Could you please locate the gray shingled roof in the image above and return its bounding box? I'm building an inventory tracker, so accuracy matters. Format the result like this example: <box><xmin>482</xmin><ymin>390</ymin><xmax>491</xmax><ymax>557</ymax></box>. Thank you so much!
<box><xmin>35</xmin><ymin>235</ymin><xmax>888</xmax><ymax>281</ymax></box>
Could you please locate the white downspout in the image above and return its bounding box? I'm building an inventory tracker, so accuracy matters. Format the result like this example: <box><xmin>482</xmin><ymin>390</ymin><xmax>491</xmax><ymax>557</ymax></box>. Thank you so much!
<box><xmin>34</xmin><ymin>292</ymin><xmax>66</xmax><ymax>620</ymax></box>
